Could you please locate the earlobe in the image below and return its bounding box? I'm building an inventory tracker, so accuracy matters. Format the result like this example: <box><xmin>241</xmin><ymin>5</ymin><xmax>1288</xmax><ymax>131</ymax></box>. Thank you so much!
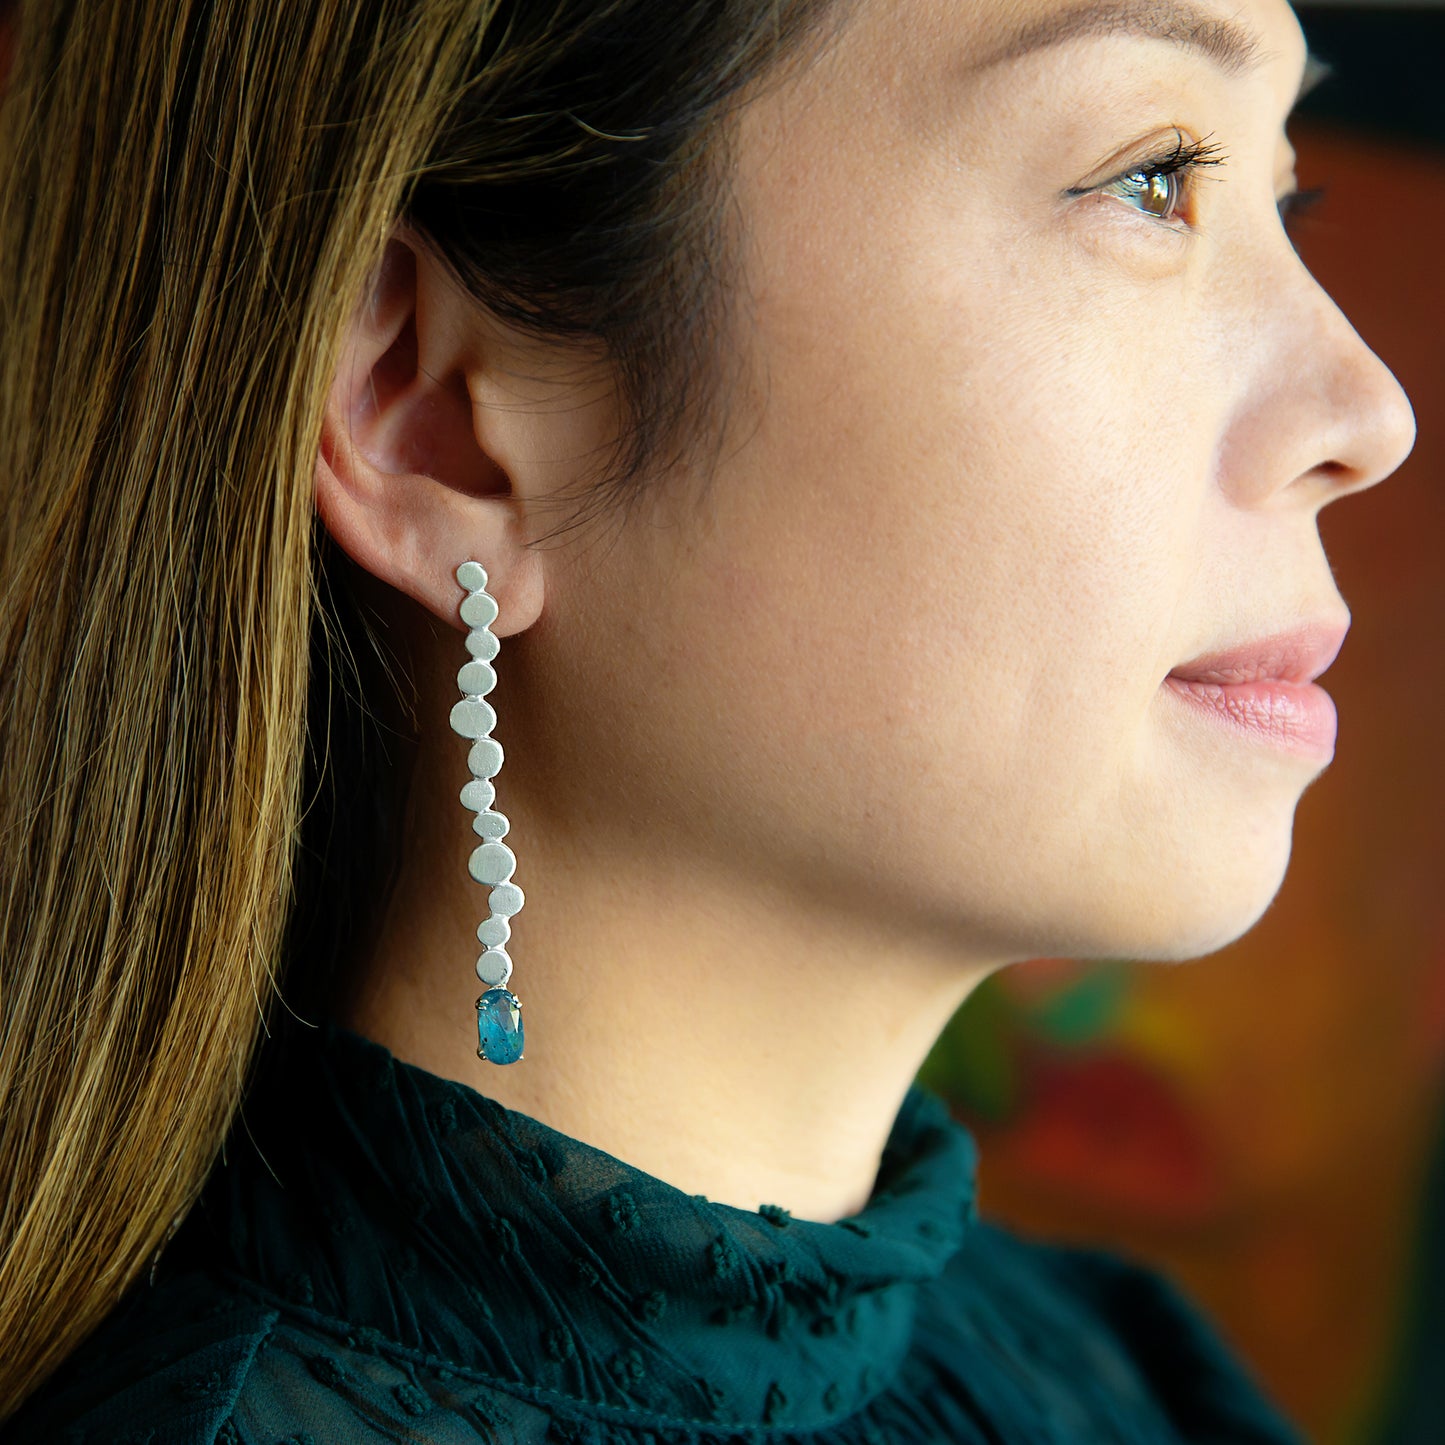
<box><xmin>314</xmin><ymin>236</ymin><xmax>544</xmax><ymax>634</ymax></box>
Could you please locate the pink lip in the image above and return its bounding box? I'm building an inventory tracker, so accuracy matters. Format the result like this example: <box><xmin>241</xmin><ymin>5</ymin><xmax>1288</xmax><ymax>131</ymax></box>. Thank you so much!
<box><xmin>1167</xmin><ymin>620</ymin><xmax>1349</xmax><ymax>686</ymax></box>
<box><xmin>1163</xmin><ymin>619</ymin><xmax>1349</xmax><ymax>761</ymax></box>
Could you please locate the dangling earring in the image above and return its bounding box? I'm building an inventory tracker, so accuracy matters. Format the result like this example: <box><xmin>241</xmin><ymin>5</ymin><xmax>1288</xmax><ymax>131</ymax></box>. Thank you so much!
<box><xmin>449</xmin><ymin>560</ymin><xmax>525</xmax><ymax>1064</ymax></box>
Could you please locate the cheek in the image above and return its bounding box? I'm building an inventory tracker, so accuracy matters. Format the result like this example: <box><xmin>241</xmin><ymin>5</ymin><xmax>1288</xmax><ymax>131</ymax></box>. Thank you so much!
<box><xmin>551</xmin><ymin>121</ymin><xmax>1284</xmax><ymax>963</ymax></box>
<box><xmin>730</xmin><ymin>223</ymin><xmax>1199</xmax><ymax>792</ymax></box>
<box><xmin>628</xmin><ymin>212</ymin><xmax>1225</xmax><ymax>931</ymax></box>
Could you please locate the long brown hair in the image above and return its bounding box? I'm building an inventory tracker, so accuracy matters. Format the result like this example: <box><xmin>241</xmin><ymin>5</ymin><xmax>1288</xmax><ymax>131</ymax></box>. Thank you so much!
<box><xmin>0</xmin><ymin>0</ymin><xmax>848</xmax><ymax>1415</ymax></box>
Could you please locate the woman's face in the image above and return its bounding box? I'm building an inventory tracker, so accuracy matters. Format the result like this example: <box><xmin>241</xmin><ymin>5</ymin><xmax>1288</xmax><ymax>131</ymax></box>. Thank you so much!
<box><xmin>519</xmin><ymin>0</ymin><xmax>1415</xmax><ymax>973</ymax></box>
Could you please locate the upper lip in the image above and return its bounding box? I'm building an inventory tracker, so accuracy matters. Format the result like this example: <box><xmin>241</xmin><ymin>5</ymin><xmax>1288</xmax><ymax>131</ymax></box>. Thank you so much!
<box><xmin>1168</xmin><ymin>618</ymin><xmax>1351</xmax><ymax>686</ymax></box>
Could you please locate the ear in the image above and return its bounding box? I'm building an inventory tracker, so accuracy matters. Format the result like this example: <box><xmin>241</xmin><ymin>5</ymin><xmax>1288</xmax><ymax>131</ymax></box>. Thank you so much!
<box><xmin>315</xmin><ymin>235</ymin><xmax>547</xmax><ymax>633</ymax></box>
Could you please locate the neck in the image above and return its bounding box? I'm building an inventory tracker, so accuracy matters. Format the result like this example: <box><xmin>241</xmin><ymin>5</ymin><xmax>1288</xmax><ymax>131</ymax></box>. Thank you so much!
<box><xmin>340</xmin><ymin>709</ymin><xmax>998</xmax><ymax>1224</ymax></box>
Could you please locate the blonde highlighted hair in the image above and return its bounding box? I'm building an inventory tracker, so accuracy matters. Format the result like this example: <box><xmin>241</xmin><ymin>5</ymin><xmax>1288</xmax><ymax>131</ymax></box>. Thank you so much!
<box><xmin>0</xmin><ymin>0</ymin><xmax>850</xmax><ymax>1417</ymax></box>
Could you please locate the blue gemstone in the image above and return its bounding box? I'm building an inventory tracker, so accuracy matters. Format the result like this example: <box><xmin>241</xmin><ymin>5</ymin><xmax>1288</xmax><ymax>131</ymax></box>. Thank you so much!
<box><xmin>478</xmin><ymin>988</ymin><xmax>524</xmax><ymax>1064</ymax></box>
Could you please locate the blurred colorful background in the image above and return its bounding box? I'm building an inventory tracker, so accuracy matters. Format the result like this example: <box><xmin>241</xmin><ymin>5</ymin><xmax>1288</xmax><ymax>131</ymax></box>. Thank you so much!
<box><xmin>919</xmin><ymin>7</ymin><xmax>1445</xmax><ymax>1442</ymax></box>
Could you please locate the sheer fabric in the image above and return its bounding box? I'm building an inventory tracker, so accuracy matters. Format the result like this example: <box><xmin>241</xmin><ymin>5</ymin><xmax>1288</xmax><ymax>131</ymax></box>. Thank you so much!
<box><xmin>5</xmin><ymin>1023</ymin><xmax>1305</xmax><ymax>1444</ymax></box>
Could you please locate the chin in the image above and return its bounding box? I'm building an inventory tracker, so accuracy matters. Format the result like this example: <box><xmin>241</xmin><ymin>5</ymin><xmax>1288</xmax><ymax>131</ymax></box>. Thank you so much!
<box><xmin>1137</xmin><ymin>857</ymin><xmax>1295</xmax><ymax>964</ymax></box>
<box><xmin>1039</xmin><ymin>825</ymin><xmax>1297</xmax><ymax>966</ymax></box>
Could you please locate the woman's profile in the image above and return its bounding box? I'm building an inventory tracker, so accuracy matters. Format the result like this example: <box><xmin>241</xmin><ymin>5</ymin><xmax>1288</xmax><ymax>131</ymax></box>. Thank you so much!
<box><xmin>0</xmin><ymin>0</ymin><xmax>1416</xmax><ymax>1440</ymax></box>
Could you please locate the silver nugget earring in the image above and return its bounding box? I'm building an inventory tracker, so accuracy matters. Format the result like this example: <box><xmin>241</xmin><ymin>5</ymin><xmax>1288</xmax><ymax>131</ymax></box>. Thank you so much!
<box><xmin>448</xmin><ymin>560</ymin><xmax>525</xmax><ymax>1064</ymax></box>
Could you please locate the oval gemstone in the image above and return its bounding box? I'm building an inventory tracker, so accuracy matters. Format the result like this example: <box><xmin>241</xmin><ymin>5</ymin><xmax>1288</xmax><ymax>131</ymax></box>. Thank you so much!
<box><xmin>477</xmin><ymin>988</ymin><xmax>524</xmax><ymax>1064</ymax></box>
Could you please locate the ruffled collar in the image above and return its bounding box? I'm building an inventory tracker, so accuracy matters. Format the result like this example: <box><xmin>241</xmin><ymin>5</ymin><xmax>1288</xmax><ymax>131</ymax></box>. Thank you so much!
<box><xmin>199</xmin><ymin>1021</ymin><xmax>980</xmax><ymax>1432</ymax></box>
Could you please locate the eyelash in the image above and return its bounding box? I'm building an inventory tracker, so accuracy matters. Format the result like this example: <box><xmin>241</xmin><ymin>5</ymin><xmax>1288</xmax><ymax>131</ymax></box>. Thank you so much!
<box><xmin>1070</xmin><ymin>135</ymin><xmax>1329</xmax><ymax>240</ymax></box>
<box><xmin>1069</xmin><ymin>131</ymin><xmax>1228</xmax><ymax>227</ymax></box>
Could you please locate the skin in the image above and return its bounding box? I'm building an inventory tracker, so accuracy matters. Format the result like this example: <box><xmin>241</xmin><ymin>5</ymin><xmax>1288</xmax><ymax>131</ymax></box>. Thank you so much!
<box><xmin>316</xmin><ymin>0</ymin><xmax>1415</xmax><ymax>1223</ymax></box>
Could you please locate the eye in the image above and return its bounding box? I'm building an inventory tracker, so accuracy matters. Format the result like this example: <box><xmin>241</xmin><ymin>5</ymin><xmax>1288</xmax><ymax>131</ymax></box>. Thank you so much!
<box><xmin>1070</xmin><ymin>131</ymin><xmax>1228</xmax><ymax>229</ymax></box>
<box><xmin>1102</xmin><ymin>166</ymin><xmax>1186</xmax><ymax>221</ymax></box>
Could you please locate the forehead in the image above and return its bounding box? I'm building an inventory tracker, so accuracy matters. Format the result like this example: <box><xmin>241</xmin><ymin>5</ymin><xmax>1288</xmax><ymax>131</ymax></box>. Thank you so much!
<box><xmin>974</xmin><ymin>0</ymin><xmax>1269</xmax><ymax>75</ymax></box>
<box><xmin>841</xmin><ymin>0</ymin><xmax>1308</xmax><ymax>99</ymax></box>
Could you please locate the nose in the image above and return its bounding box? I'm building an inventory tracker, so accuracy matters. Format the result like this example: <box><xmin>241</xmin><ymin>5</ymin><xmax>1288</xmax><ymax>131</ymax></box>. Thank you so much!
<box><xmin>1305</xmin><ymin>282</ymin><xmax>1416</xmax><ymax>503</ymax></box>
<box><xmin>1225</xmin><ymin>250</ymin><xmax>1417</xmax><ymax>510</ymax></box>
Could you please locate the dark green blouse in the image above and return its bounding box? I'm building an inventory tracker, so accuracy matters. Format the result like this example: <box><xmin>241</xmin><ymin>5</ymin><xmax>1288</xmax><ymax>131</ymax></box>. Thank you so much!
<box><xmin>6</xmin><ymin>1023</ymin><xmax>1306</xmax><ymax>1444</ymax></box>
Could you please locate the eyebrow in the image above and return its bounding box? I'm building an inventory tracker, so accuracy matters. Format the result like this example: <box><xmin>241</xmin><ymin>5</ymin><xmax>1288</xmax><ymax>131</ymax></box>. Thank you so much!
<box><xmin>966</xmin><ymin>0</ymin><xmax>1270</xmax><ymax>78</ymax></box>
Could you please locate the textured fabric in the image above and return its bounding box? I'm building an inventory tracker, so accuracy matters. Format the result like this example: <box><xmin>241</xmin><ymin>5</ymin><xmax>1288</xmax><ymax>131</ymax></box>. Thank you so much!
<box><xmin>5</xmin><ymin>1022</ymin><xmax>1307</xmax><ymax>1444</ymax></box>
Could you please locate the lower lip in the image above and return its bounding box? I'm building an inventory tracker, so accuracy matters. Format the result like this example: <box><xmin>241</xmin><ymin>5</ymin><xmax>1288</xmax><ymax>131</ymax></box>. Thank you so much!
<box><xmin>1162</xmin><ymin>676</ymin><xmax>1338</xmax><ymax>760</ymax></box>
